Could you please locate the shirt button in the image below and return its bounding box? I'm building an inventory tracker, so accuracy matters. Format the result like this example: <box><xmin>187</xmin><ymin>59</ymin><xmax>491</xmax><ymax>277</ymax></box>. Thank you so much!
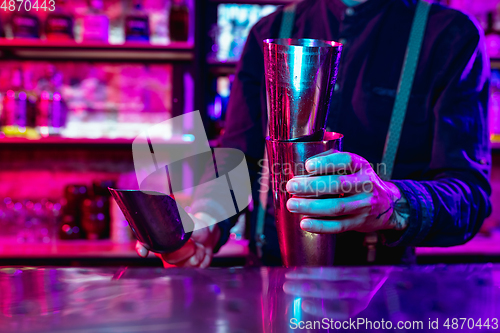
<box><xmin>334</xmin><ymin>83</ymin><xmax>340</xmax><ymax>92</ymax></box>
<box><xmin>345</xmin><ymin>7</ymin><xmax>355</xmax><ymax>16</ymax></box>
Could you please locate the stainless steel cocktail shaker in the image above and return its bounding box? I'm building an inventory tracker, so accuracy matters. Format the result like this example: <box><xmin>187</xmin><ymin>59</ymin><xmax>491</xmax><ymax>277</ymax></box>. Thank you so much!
<box><xmin>263</xmin><ymin>38</ymin><xmax>343</xmax><ymax>267</ymax></box>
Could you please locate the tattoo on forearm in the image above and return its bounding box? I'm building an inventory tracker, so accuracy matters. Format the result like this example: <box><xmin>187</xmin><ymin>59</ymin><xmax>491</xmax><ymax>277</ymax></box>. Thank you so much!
<box><xmin>376</xmin><ymin>197</ymin><xmax>410</xmax><ymax>230</ymax></box>
<box><xmin>376</xmin><ymin>206</ymin><xmax>392</xmax><ymax>220</ymax></box>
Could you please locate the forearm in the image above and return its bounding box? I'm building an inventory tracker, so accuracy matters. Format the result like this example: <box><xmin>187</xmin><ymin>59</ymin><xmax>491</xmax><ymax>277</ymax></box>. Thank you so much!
<box><xmin>386</xmin><ymin>190</ymin><xmax>411</xmax><ymax>231</ymax></box>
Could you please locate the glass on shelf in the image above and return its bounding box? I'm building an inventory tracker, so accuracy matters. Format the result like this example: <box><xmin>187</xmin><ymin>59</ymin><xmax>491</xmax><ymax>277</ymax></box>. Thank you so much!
<box><xmin>490</xmin><ymin>69</ymin><xmax>500</xmax><ymax>137</ymax></box>
<box><xmin>81</xmin><ymin>0</ymin><xmax>110</xmax><ymax>42</ymax></box>
<box><xmin>0</xmin><ymin>197</ymin><xmax>61</xmax><ymax>244</ymax></box>
<box><xmin>169</xmin><ymin>0</ymin><xmax>189</xmax><ymax>42</ymax></box>
<box><xmin>125</xmin><ymin>0</ymin><xmax>150</xmax><ymax>42</ymax></box>
<box><xmin>207</xmin><ymin>75</ymin><xmax>232</xmax><ymax>138</ymax></box>
<box><xmin>11</xmin><ymin>8</ymin><xmax>41</xmax><ymax>39</ymax></box>
<box><xmin>59</xmin><ymin>184</ymin><xmax>87</xmax><ymax>240</ymax></box>
<box><xmin>45</xmin><ymin>0</ymin><xmax>75</xmax><ymax>41</ymax></box>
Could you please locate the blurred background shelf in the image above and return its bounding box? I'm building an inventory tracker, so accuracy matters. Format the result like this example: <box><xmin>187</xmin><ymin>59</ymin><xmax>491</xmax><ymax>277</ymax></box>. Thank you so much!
<box><xmin>0</xmin><ymin>136</ymin><xmax>194</xmax><ymax>146</ymax></box>
<box><xmin>0</xmin><ymin>39</ymin><xmax>195</xmax><ymax>62</ymax></box>
<box><xmin>208</xmin><ymin>0</ymin><xmax>295</xmax><ymax>4</ymax></box>
<box><xmin>491</xmin><ymin>58</ymin><xmax>500</xmax><ymax>69</ymax></box>
<box><xmin>207</xmin><ymin>60</ymin><xmax>237</xmax><ymax>75</ymax></box>
<box><xmin>491</xmin><ymin>139</ymin><xmax>500</xmax><ymax>150</ymax></box>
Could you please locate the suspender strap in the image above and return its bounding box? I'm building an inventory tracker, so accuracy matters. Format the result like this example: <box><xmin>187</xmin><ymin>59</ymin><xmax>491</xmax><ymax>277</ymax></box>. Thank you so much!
<box><xmin>278</xmin><ymin>3</ymin><xmax>297</xmax><ymax>39</ymax></box>
<box><xmin>380</xmin><ymin>0</ymin><xmax>431</xmax><ymax>181</ymax></box>
<box><xmin>366</xmin><ymin>0</ymin><xmax>431</xmax><ymax>263</ymax></box>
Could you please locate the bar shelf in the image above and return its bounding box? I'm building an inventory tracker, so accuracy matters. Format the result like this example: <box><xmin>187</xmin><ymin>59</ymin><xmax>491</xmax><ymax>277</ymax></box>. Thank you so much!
<box><xmin>207</xmin><ymin>60</ymin><xmax>238</xmax><ymax>75</ymax></box>
<box><xmin>0</xmin><ymin>136</ymin><xmax>193</xmax><ymax>146</ymax></box>
<box><xmin>0</xmin><ymin>239</ymin><xmax>249</xmax><ymax>259</ymax></box>
<box><xmin>0</xmin><ymin>39</ymin><xmax>195</xmax><ymax>62</ymax></box>
<box><xmin>208</xmin><ymin>0</ymin><xmax>295</xmax><ymax>4</ymax></box>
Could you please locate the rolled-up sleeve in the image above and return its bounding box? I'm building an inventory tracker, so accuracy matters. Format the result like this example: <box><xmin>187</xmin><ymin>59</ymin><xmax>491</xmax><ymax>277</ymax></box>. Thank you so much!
<box><xmin>385</xmin><ymin>14</ymin><xmax>491</xmax><ymax>248</ymax></box>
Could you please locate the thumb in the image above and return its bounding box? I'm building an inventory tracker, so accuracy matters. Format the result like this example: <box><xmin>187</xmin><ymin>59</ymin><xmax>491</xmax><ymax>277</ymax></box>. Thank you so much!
<box><xmin>135</xmin><ymin>241</ymin><xmax>149</xmax><ymax>258</ymax></box>
<box><xmin>188</xmin><ymin>212</ymin><xmax>217</xmax><ymax>244</ymax></box>
<box><xmin>190</xmin><ymin>225</ymin><xmax>212</xmax><ymax>244</ymax></box>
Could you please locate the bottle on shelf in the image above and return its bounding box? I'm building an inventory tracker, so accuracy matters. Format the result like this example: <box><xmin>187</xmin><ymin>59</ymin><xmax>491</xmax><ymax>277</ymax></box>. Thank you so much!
<box><xmin>50</xmin><ymin>91</ymin><xmax>67</xmax><ymax>136</ymax></box>
<box><xmin>59</xmin><ymin>185</ymin><xmax>87</xmax><ymax>240</ymax></box>
<box><xmin>490</xmin><ymin>70</ymin><xmax>500</xmax><ymax>138</ymax></box>
<box><xmin>0</xmin><ymin>16</ymin><xmax>5</xmax><ymax>38</ymax></box>
<box><xmin>23</xmin><ymin>67</ymin><xmax>38</xmax><ymax>132</ymax></box>
<box><xmin>1</xmin><ymin>70</ymin><xmax>19</xmax><ymax>132</ymax></box>
<box><xmin>11</xmin><ymin>7</ymin><xmax>41</xmax><ymax>39</ymax></box>
<box><xmin>81</xmin><ymin>197</ymin><xmax>109</xmax><ymax>240</ymax></box>
<box><xmin>125</xmin><ymin>0</ymin><xmax>150</xmax><ymax>42</ymax></box>
<box><xmin>36</xmin><ymin>91</ymin><xmax>52</xmax><ymax>137</ymax></box>
<box><xmin>485</xmin><ymin>10</ymin><xmax>500</xmax><ymax>59</ymax></box>
<box><xmin>169</xmin><ymin>0</ymin><xmax>189</xmax><ymax>42</ymax></box>
<box><xmin>207</xmin><ymin>76</ymin><xmax>231</xmax><ymax>139</ymax></box>
<box><xmin>36</xmin><ymin>68</ymin><xmax>67</xmax><ymax>136</ymax></box>
<box><xmin>45</xmin><ymin>0</ymin><xmax>74</xmax><ymax>41</ymax></box>
<box><xmin>81</xmin><ymin>0</ymin><xmax>109</xmax><ymax>42</ymax></box>
<box><xmin>1</xmin><ymin>68</ymin><xmax>37</xmax><ymax>138</ymax></box>
<box><xmin>81</xmin><ymin>181</ymin><xmax>113</xmax><ymax>240</ymax></box>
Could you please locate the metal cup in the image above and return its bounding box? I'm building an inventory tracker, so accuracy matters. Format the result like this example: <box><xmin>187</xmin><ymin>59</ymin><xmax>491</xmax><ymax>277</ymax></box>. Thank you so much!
<box><xmin>108</xmin><ymin>189</ymin><xmax>193</xmax><ymax>254</ymax></box>
<box><xmin>266</xmin><ymin>132</ymin><xmax>343</xmax><ymax>267</ymax></box>
<box><xmin>263</xmin><ymin>38</ymin><xmax>342</xmax><ymax>141</ymax></box>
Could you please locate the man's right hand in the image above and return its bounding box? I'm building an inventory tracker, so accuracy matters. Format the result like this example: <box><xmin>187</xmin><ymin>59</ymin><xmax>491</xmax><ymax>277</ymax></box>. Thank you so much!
<box><xmin>135</xmin><ymin>212</ymin><xmax>221</xmax><ymax>268</ymax></box>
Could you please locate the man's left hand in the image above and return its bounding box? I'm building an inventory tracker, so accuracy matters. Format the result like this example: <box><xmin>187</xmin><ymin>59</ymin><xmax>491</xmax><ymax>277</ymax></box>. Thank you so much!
<box><xmin>286</xmin><ymin>151</ymin><xmax>409</xmax><ymax>234</ymax></box>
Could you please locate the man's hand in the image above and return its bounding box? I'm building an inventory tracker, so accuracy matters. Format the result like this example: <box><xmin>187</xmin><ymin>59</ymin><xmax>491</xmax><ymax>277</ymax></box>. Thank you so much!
<box><xmin>135</xmin><ymin>212</ymin><xmax>220</xmax><ymax>268</ymax></box>
<box><xmin>285</xmin><ymin>151</ymin><xmax>410</xmax><ymax>234</ymax></box>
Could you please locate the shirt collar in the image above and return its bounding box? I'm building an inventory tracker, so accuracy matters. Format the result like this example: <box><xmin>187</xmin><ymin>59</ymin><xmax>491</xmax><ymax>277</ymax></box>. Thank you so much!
<box><xmin>324</xmin><ymin>0</ymin><xmax>395</xmax><ymax>21</ymax></box>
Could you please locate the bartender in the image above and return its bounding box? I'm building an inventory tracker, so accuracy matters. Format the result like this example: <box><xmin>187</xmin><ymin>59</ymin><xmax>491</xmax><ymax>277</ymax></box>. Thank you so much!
<box><xmin>137</xmin><ymin>0</ymin><xmax>491</xmax><ymax>267</ymax></box>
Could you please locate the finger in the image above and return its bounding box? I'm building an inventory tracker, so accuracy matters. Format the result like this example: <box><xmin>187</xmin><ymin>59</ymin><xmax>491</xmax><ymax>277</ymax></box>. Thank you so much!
<box><xmin>305</xmin><ymin>152</ymin><xmax>368</xmax><ymax>175</ymax></box>
<box><xmin>199</xmin><ymin>246</ymin><xmax>213</xmax><ymax>269</ymax></box>
<box><xmin>283</xmin><ymin>280</ymin><xmax>369</xmax><ymax>299</ymax></box>
<box><xmin>167</xmin><ymin>243</ymin><xmax>205</xmax><ymax>267</ymax></box>
<box><xmin>286</xmin><ymin>194</ymin><xmax>369</xmax><ymax>216</ymax></box>
<box><xmin>285</xmin><ymin>267</ymin><xmax>377</xmax><ymax>282</ymax></box>
<box><xmin>155</xmin><ymin>253</ymin><xmax>176</xmax><ymax>268</ymax></box>
<box><xmin>190</xmin><ymin>225</ymin><xmax>212</xmax><ymax>244</ymax></box>
<box><xmin>185</xmin><ymin>244</ymin><xmax>206</xmax><ymax>267</ymax></box>
<box><xmin>299</xmin><ymin>216</ymin><xmax>365</xmax><ymax>234</ymax></box>
<box><xmin>302</xmin><ymin>299</ymin><xmax>360</xmax><ymax>320</ymax></box>
<box><xmin>135</xmin><ymin>241</ymin><xmax>149</xmax><ymax>258</ymax></box>
<box><xmin>286</xmin><ymin>174</ymin><xmax>372</xmax><ymax>196</ymax></box>
<box><xmin>160</xmin><ymin>239</ymin><xmax>197</xmax><ymax>265</ymax></box>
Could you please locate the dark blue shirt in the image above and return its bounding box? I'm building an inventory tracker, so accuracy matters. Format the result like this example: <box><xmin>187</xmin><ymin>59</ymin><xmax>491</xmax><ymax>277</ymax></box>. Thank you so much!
<box><xmin>193</xmin><ymin>0</ymin><xmax>492</xmax><ymax>265</ymax></box>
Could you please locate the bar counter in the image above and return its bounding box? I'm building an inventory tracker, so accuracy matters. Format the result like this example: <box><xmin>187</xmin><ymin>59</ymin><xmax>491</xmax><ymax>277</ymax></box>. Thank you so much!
<box><xmin>1</xmin><ymin>264</ymin><xmax>499</xmax><ymax>332</ymax></box>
